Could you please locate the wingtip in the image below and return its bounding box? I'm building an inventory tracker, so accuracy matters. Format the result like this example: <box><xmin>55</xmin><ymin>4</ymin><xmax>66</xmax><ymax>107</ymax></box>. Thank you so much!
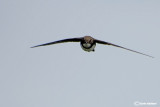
<box><xmin>145</xmin><ymin>54</ymin><xmax>154</xmax><ymax>58</ymax></box>
<box><xmin>150</xmin><ymin>56</ymin><xmax>154</xmax><ymax>58</ymax></box>
<box><xmin>30</xmin><ymin>46</ymin><xmax>38</xmax><ymax>48</ymax></box>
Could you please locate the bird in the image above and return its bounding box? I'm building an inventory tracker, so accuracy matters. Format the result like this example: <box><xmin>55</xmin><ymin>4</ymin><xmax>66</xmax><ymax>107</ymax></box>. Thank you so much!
<box><xmin>31</xmin><ymin>36</ymin><xmax>154</xmax><ymax>58</ymax></box>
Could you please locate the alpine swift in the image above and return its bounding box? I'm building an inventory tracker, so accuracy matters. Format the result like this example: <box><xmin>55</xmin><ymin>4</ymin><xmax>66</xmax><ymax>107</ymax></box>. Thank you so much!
<box><xmin>31</xmin><ymin>36</ymin><xmax>153</xmax><ymax>58</ymax></box>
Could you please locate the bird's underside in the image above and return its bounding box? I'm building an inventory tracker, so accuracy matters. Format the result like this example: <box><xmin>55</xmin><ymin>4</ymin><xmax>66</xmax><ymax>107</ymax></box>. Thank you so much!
<box><xmin>31</xmin><ymin>36</ymin><xmax>154</xmax><ymax>58</ymax></box>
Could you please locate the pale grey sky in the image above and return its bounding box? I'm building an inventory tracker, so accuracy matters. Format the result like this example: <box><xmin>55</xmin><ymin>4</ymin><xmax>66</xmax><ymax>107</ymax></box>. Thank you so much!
<box><xmin>0</xmin><ymin>0</ymin><xmax>160</xmax><ymax>107</ymax></box>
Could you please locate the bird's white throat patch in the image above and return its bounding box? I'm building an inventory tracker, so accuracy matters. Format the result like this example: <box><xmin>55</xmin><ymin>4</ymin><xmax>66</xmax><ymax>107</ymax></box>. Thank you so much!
<box><xmin>82</xmin><ymin>43</ymin><xmax>91</xmax><ymax>48</ymax></box>
<box><xmin>81</xmin><ymin>44</ymin><xmax>96</xmax><ymax>52</ymax></box>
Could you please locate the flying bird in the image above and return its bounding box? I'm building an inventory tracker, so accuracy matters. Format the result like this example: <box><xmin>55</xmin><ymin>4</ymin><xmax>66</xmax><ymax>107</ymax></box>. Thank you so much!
<box><xmin>31</xmin><ymin>36</ymin><xmax>153</xmax><ymax>58</ymax></box>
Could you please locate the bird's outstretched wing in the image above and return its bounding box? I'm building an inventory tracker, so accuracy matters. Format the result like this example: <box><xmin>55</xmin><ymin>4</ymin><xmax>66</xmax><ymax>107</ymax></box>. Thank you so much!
<box><xmin>95</xmin><ymin>39</ymin><xmax>154</xmax><ymax>58</ymax></box>
<box><xmin>31</xmin><ymin>37</ymin><xmax>82</xmax><ymax>48</ymax></box>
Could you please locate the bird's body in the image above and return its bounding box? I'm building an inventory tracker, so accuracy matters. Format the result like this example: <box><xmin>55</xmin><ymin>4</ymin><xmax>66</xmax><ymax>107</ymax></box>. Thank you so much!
<box><xmin>80</xmin><ymin>36</ymin><xmax>96</xmax><ymax>52</ymax></box>
<box><xmin>31</xmin><ymin>36</ymin><xmax>153</xmax><ymax>58</ymax></box>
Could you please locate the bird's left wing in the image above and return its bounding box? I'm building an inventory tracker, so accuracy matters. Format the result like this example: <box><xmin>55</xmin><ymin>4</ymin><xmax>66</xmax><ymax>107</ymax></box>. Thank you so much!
<box><xmin>95</xmin><ymin>39</ymin><xmax>154</xmax><ymax>58</ymax></box>
<box><xmin>31</xmin><ymin>37</ymin><xmax>82</xmax><ymax>48</ymax></box>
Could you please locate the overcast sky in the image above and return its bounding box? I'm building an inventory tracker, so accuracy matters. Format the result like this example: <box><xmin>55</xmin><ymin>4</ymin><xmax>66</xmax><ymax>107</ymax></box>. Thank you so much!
<box><xmin>0</xmin><ymin>0</ymin><xmax>160</xmax><ymax>107</ymax></box>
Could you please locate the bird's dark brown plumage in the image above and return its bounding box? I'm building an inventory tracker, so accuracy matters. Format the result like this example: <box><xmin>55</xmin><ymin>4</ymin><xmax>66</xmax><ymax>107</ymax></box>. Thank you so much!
<box><xmin>31</xmin><ymin>36</ymin><xmax>154</xmax><ymax>58</ymax></box>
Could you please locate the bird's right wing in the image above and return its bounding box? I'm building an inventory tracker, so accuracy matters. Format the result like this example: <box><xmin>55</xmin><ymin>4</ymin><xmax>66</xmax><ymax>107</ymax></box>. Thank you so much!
<box><xmin>95</xmin><ymin>39</ymin><xmax>154</xmax><ymax>58</ymax></box>
<box><xmin>31</xmin><ymin>37</ymin><xmax>82</xmax><ymax>48</ymax></box>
